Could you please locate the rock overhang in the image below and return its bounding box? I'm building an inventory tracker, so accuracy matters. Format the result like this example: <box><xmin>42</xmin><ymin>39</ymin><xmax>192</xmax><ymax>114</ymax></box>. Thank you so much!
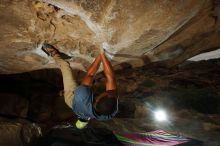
<box><xmin>0</xmin><ymin>0</ymin><xmax>220</xmax><ymax>74</ymax></box>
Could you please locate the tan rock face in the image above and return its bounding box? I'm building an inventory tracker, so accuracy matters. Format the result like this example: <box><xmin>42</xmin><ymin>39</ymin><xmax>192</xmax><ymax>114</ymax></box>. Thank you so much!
<box><xmin>0</xmin><ymin>0</ymin><xmax>219</xmax><ymax>74</ymax></box>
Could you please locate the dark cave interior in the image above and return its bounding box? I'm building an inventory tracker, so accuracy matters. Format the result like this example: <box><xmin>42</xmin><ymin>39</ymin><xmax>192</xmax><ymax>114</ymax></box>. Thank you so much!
<box><xmin>0</xmin><ymin>59</ymin><xmax>220</xmax><ymax>146</ymax></box>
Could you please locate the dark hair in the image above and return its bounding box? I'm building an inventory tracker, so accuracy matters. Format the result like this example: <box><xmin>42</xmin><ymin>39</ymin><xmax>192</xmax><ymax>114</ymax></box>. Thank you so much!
<box><xmin>95</xmin><ymin>96</ymin><xmax>117</xmax><ymax>115</ymax></box>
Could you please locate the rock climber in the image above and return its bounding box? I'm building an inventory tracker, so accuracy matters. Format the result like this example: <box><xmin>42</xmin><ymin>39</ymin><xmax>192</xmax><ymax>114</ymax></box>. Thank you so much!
<box><xmin>42</xmin><ymin>43</ymin><xmax>118</xmax><ymax>129</ymax></box>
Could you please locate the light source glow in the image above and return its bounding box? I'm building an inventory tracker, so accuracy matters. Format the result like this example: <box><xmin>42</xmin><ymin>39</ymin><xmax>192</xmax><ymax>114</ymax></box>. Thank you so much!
<box><xmin>154</xmin><ymin>109</ymin><xmax>168</xmax><ymax>122</ymax></box>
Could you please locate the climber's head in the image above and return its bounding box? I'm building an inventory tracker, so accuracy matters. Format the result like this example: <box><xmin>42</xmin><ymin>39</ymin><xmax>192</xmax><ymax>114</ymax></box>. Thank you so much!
<box><xmin>93</xmin><ymin>91</ymin><xmax>118</xmax><ymax>116</ymax></box>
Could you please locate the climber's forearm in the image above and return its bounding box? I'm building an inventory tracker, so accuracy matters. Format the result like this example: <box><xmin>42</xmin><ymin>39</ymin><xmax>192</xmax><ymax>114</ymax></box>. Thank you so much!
<box><xmin>87</xmin><ymin>55</ymin><xmax>102</xmax><ymax>76</ymax></box>
<box><xmin>100</xmin><ymin>53</ymin><xmax>117</xmax><ymax>90</ymax></box>
<box><xmin>81</xmin><ymin>55</ymin><xmax>101</xmax><ymax>86</ymax></box>
<box><xmin>105</xmin><ymin>76</ymin><xmax>117</xmax><ymax>91</ymax></box>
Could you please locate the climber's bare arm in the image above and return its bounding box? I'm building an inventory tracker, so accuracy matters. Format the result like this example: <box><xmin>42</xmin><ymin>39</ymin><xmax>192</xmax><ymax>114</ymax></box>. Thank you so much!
<box><xmin>81</xmin><ymin>55</ymin><xmax>102</xmax><ymax>87</ymax></box>
<box><xmin>100</xmin><ymin>53</ymin><xmax>117</xmax><ymax>91</ymax></box>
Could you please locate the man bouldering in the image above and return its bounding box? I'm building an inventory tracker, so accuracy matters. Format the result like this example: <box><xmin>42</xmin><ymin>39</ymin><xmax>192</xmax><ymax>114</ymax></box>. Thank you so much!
<box><xmin>42</xmin><ymin>43</ymin><xmax>118</xmax><ymax>129</ymax></box>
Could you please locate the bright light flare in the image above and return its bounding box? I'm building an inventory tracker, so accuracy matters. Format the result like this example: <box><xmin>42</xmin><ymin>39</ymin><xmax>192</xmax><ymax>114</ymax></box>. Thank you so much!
<box><xmin>154</xmin><ymin>109</ymin><xmax>168</xmax><ymax>122</ymax></box>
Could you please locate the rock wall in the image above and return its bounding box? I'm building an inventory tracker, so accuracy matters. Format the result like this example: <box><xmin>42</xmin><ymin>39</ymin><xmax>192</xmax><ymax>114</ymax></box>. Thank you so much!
<box><xmin>0</xmin><ymin>0</ymin><xmax>220</xmax><ymax>73</ymax></box>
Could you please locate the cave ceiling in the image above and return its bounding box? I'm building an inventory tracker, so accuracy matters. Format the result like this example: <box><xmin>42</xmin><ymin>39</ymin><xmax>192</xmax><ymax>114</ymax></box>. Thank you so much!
<box><xmin>0</xmin><ymin>0</ymin><xmax>220</xmax><ymax>74</ymax></box>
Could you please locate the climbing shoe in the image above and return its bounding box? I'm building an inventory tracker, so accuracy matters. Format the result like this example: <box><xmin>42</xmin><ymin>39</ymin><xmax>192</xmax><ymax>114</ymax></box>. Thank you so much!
<box><xmin>76</xmin><ymin>119</ymin><xmax>88</xmax><ymax>129</ymax></box>
<box><xmin>41</xmin><ymin>43</ymin><xmax>59</xmax><ymax>57</ymax></box>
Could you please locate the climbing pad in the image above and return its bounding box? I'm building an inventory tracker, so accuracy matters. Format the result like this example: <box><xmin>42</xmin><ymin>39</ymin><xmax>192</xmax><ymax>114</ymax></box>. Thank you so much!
<box><xmin>115</xmin><ymin>130</ymin><xmax>189</xmax><ymax>146</ymax></box>
<box><xmin>34</xmin><ymin>126</ymin><xmax>202</xmax><ymax>146</ymax></box>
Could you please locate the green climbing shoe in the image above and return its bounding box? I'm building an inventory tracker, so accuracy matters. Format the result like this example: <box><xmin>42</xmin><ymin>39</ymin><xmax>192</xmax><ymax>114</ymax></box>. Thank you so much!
<box><xmin>76</xmin><ymin>119</ymin><xmax>88</xmax><ymax>129</ymax></box>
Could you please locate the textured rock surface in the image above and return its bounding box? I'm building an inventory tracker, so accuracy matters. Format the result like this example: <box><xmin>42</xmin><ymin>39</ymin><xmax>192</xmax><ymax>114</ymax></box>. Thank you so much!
<box><xmin>0</xmin><ymin>117</ymin><xmax>42</xmax><ymax>146</ymax></box>
<box><xmin>0</xmin><ymin>0</ymin><xmax>220</xmax><ymax>74</ymax></box>
<box><xmin>0</xmin><ymin>93</ymin><xmax>28</xmax><ymax>118</ymax></box>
